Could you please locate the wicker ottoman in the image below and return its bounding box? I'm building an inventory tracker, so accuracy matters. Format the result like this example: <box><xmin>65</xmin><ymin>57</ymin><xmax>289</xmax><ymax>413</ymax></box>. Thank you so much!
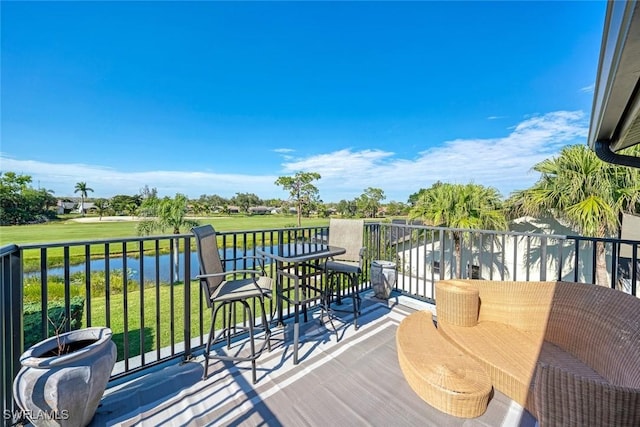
<box><xmin>396</xmin><ymin>310</ymin><xmax>492</xmax><ymax>418</ymax></box>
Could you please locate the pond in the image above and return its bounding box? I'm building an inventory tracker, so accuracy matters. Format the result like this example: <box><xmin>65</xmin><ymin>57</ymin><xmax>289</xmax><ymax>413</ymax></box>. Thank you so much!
<box><xmin>27</xmin><ymin>247</ymin><xmax>266</xmax><ymax>283</ymax></box>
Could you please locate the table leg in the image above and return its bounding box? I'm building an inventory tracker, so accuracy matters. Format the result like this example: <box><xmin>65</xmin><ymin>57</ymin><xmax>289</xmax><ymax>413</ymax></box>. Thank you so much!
<box><xmin>301</xmin><ymin>262</ymin><xmax>308</xmax><ymax>323</ymax></box>
<box><xmin>276</xmin><ymin>260</ymin><xmax>284</xmax><ymax>327</ymax></box>
<box><xmin>293</xmin><ymin>299</ymin><xmax>300</xmax><ymax>365</ymax></box>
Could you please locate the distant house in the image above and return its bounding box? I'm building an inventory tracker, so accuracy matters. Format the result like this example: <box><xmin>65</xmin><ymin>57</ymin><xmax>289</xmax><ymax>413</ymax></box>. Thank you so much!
<box><xmin>56</xmin><ymin>200</ymin><xmax>76</xmax><ymax>214</ymax></box>
<box><xmin>248</xmin><ymin>206</ymin><xmax>271</xmax><ymax>215</ymax></box>
<box><xmin>78</xmin><ymin>202</ymin><xmax>97</xmax><ymax>214</ymax></box>
<box><xmin>387</xmin><ymin>218</ymin><xmax>424</xmax><ymax>245</ymax></box>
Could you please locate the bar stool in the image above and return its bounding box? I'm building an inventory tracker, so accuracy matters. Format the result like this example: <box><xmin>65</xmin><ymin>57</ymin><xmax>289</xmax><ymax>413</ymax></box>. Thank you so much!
<box><xmin>322</xmin><ymin>219</ymin><xmax>365</xmax><ymax>330</ymax></box>
<box><xmin>192</xmin><ymin>225</ymin><xmax>273</xmax><ymax>384</ymax></box>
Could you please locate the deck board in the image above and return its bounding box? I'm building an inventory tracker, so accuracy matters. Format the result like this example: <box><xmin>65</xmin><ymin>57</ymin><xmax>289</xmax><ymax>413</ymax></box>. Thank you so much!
<box><xmin>91</xmin><ymin>292</ymin><xmax>537</xmax><ymax>426</ymax></box>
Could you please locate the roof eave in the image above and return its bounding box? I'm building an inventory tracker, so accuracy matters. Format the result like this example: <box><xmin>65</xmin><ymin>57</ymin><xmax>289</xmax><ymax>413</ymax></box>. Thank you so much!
<box><xmin>588</xmin><ymin>0</ymin><xmax>640</xmax><ymax>167</ymax></box>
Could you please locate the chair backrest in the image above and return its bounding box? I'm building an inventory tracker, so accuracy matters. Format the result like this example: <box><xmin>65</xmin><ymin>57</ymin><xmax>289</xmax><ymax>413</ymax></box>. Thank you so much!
<box><xmin>620</xmin><ymin>213</ymin><xmax>640</xmax><ymax>259</ymax></box>
<box><xmin>192</xmin><ymin>225</ymin><xmax>224</xmax><ymax>304</ymax></box>
<box><xmin>328</xmin><ymin>219</ymin><xmax>365</xmax><ymax>263</ymax></box>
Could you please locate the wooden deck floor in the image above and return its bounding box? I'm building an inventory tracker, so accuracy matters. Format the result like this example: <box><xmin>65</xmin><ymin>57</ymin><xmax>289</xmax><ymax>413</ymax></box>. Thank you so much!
<box><xmin>90</xmin><ymin>292</ymin><xmax>537</xmax><ymax>426</ymax></box>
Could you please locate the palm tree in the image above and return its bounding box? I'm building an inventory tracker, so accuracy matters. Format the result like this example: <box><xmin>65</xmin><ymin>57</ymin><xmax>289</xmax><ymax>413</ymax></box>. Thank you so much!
<box><xmin>137</xmin><ymin>193</ymin><xmax>199</xmax><ymax>281</ymax></box>
<box><xmin>508</xmin><ymin>144</ymin><xmax>640</xmax><ymax>286</ymax></box>
<box><xmin>74</xmin><ymin>182</ymin><xmax>94</xmax><ymax>217</ymax></box>
<box><xmin>409</xmin><ymin>182</ymin><xmax>508</xmax><ymax>278</ymax></box>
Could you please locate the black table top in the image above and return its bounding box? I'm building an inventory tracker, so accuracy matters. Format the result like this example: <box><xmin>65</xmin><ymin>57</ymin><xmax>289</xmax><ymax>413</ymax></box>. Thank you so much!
<box><xmin>256</xmin><ymin>243</ymin><xmax>345</xmax><ymax>263</ymax></box>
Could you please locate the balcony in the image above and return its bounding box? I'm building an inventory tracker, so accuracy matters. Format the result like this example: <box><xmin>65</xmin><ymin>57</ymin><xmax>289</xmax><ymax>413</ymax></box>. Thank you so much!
<box><xmin>2</xmin><ymin>222</ymin><xmax>638</xmax><ymax>426</ymax></box>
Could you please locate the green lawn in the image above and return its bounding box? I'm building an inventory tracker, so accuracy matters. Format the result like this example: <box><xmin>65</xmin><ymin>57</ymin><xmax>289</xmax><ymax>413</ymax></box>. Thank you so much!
<box><xmin>87</xmin><ymin>281</ymin><xmax>205</xmax><ymax>361</ymax></box>
<box><xmin>11</xmin><ymin>215</ymin><xmax>347</xmax><ymax>360</ymax></box>
<box><xmin>5</xmin><ymin>215</ymin><xmax>331</xmax><ymax>272</ymax></box>
<box><xmin>85</xmin><ymin>280</ymin><xmax>284</xmax><ymax>362</ymax></box>
<box><xmin>0</xmin><ymin>215</ymin><xmax>330</xmax><ymax>246</ymax></box>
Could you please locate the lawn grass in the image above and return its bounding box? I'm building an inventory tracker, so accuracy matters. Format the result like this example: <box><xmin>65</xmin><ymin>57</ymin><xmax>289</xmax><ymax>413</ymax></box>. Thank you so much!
<box><xmin>87</xmin><ymin>281</ymin><xmax>204</xmax><ymax>361</ymax></box>
<box><xmin>0</xmin><ymin>215</ymin><xmax>330</xmax><ymax>246</ymax></box>
<box><xmin>12</xmin><ymin>215</ymin><xmax>347</xmax><ymax>361</ymax></box>
<box><xmin>86</xmin><ymin>280</ymin><xmax>280</xmax><ymax>362</ymax></box>
<box><xmin>1</xmin><ymin>219</ymin><xmax>142</xmax><ymax>245</ymax></box>
<box><xmin>6</xmin><ymin>215</ymin><xmax>331</xmax><ymax>272</ymax></box>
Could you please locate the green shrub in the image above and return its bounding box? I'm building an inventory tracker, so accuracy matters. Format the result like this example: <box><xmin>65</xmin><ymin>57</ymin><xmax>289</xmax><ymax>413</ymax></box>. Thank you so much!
<box><xmin>23</xmin><ymin>296</ymin><xmax>85</xmax><ymax>349</ymax></box>
<box><xmin>23</xmin><ymin>270</ymin><xmax>139</xmax><ymax>303</ymax></box>
<box><xmin>23</xmin><ymin>280</ymin><xmax>85</xmax><ymax>303</ymax></box>
<box><xmin>84</xmin><ymin>269</ymin><xmax>140</xmax><ymax>295</ymax></box>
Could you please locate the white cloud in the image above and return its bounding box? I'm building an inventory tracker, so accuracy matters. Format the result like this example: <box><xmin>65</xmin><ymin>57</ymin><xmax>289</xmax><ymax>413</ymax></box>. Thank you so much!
<box><xmin>282</xmin><ymin>149</ymin><xmax>394</xmax><ymax>178</ymax></box>
<box><xmin>280</xmin><ymin>110</ymin><xmax>588</xmax><ymax>201</ymax></box>
<box><xmin>273</xmin><ymin>148</ymin><xmax>295</xmax><ymax>153</ymax></box>
<box><xmin>1</xmin><ymin>110</ymin><xmax>589</xmax><ymax>202</ymax></box>
<box><xmin>0</xmin><ymin>157</ymin><xmax>278</xmax><ymax>199</ymax></box>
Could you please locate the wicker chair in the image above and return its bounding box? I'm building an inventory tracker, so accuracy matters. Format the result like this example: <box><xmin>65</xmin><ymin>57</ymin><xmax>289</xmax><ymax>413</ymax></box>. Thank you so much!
<box><xmin>192</xmin><ymin>225</ymin><xmax>273</xmax><ymax>384</ymax></box>
<box><xmin>322</xmin><ymin>219</ymin><xmax>366</xmax><ymax>330</ymax></box>
<box><xmin>396</xmin><ymin>310</ymin><xmax>492</xmax><ymax>418</ymax></box>
<box><xmin>435</xmin><ymin>279</ymin><xmax>640</xmax><ymax>427</ymax></box>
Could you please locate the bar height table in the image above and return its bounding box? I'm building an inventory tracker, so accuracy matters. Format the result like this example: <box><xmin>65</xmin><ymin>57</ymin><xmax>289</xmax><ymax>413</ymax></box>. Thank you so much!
<box><xmin>256</xmin><ymin>242</ymin><xmax>346</xmax><ymax>365</ymax></box>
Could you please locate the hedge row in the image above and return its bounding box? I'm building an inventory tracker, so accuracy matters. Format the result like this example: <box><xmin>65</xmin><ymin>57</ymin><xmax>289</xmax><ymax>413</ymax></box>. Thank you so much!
<box><xmin>23</xmin><ymin>296</ymin><xmax>85</xmax><ymax>348</ymax></box>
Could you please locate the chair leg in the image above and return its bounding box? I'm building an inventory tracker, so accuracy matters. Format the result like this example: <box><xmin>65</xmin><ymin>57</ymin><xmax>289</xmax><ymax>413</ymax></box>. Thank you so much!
<box><xmin>226</xmin><ymin>304</ymin><xmax>233</xmax><ymax>348</ymax></box>
<box><xmin>259</xmin><ymin>297</ymin><xmax>272</xmax><ymax>352</ymax></box>
<box><xmin>326</xmin><ymin>271</ymin><xmax>339</xmax><ymax>307</ymax></box>
<box><xmin>335</xmin><ymin>273</ymin><xmax>343</xmax><ymax>305</ymax></box>
<box><xmin>350</xmin><ymin>273</ymin><xmax>360</xmax><ymax>330</ymax></box>
<box><xmin>318</xmin><ymin>272</ymin><xmax>338</xmax><ymax>339</ymax></box>
<box><xmin>302</xmin><ymin>284</ymin><xmax>309</xmax><ymax>323</ymax></box>
<box><xmin>267</xmin><ymin>296</ymin><xmax>277</xmax><ymax>326</ymax></box>
<box><xmin>204</xmin><ymin>302</ymin><xmax>225</xmax><ymax>380</ymax></box>
<box><xmin>325</xmin><ymin>271</ymin><xmax>361</xmax><ymax>331</ymax></box>
<box><xmin>203</xmin><ymin>298</ymin><xmax>273</xmax><ymax>384</ymax></box>
<box><xmin>238</xmin><ymin>300</ymin><xmax>257</xmax><ymax>384</ymax></box>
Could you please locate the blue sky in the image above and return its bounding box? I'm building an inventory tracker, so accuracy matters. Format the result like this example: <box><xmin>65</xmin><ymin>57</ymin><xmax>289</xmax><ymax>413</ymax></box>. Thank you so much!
<box><xmin>1</xmin><ymin>1</ymin><xmax>605</xmax><ymax>203</ymax></box>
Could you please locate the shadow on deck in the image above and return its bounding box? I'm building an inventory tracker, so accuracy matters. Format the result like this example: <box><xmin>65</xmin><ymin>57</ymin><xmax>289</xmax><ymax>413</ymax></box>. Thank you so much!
<box><xmin>91</xmin><ymin>292</ymin><xmax>537</xmax><ymax>426</ymax></box>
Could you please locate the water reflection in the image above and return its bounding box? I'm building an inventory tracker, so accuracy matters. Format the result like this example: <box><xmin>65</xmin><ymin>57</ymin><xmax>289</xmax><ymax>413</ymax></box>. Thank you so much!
<box><xmin>27</xmin><ymin>248</ymin><xmax>261</xmax><ymax>283</ymax></box>
<box><xmin>25</xmin><ymin>242</ymin><xmax>329</xmax><ymax>284</ymax></box>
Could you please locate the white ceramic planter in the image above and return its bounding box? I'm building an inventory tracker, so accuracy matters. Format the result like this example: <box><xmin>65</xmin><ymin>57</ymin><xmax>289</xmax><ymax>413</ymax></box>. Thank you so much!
<box><xmin>371</xmin><ymin>260</ymin><xmax>397</xmax><ymax>299</ymax></box>
<box><xmin>13</xmin><ymin>327</ymin><xmax>117</xmax><ymax>427</ymax></box>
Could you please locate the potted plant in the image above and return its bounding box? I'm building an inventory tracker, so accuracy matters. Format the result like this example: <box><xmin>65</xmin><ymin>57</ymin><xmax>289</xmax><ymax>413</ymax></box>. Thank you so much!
<box><xmin>13</xmin><ymin>325</ymin><xmax>117</xmax><ymax>427</ymax></box>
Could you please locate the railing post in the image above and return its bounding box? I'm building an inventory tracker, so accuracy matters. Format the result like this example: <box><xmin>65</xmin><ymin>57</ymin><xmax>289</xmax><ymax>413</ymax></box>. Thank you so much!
<box><xmin>439</xmin><ymin>231</ymin><xmax>446</xmax><ymax>279</ymax></box>
<box><xmin>183</xmin><ymin>236</ymin><xmax>192</xmax><ymax>361</ymax></box>
<box><xmin>632</xmin><ymin>245</ymin><xmax>638</xmax><ymax>296</ymax></box>
<box><xmin>611</xmin><ymin>241</ymin><xmax>618</xmax><ymax>289</ymax></box>
<box><xmin>556</xmin><ymin>236</ymin><xmax>564</xmax><ymax>282</ymax></box>
<box><xmin>1</xmin><ymin>245</ymin><xmax>23</xmax><ymax>425</ymax></box>
<box><xmin>540</xmin><ymin>238</ymin><xmax>547</xmax><ymax>281</ymax></box>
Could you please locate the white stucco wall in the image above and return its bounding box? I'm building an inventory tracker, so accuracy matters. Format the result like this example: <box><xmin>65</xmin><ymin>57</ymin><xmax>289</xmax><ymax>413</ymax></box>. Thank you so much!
<box><xmin>392</xmin><ymin>217</ymin><xmax>638</xmax><ymax>297</ymax></box>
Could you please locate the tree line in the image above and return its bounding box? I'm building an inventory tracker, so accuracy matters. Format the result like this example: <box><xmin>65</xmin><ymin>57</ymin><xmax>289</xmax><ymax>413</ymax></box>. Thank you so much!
<box><xmin>2</xmin><ymin>144</ymin><xmax>639</xmax><ymax>285</ymax></box>
<box><xmin>407</xmin><ymin>144</ymin><xmax>640</xmax><ymax>285</ymax></box>
<box><xmin>0</xmin><ymin>171</ymin><xmax>396</xmax><ymax>225</ymax></box>
<box><xmin>0</xmin><ymin>172</ymin><xmax>58</xmax><ymax>225</ymax></box>
<box><xmin>2</xmin><ymin>145</ymin><xmax>639</xmax><ymax>244</ymax></box>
